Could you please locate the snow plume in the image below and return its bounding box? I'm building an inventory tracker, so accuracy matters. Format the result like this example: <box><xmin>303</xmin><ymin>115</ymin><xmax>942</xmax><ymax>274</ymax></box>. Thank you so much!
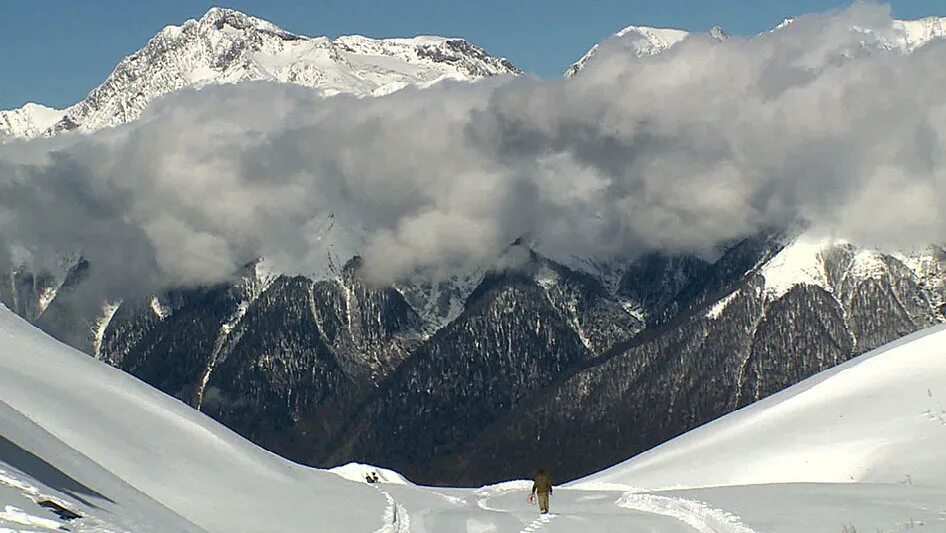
<box><xmin>1</xmin><ymin>2</ymin><xmax>946</xmax><ymax>294</ymax></box>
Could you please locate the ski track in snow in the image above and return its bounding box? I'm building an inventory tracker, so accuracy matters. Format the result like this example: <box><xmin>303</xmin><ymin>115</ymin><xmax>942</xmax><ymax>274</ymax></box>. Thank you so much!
<box><xmin>475</xmin><ymin>496</ymin><xmax>502</xmax><ymax>513</ymax></box>
<box><xmin>374</xmin><ymin>486</ymin><xmax>409</xmax><ymax>533</ymax></box>
<box><xmin>616</xmin><ymin>492</ymin><xmax>757</xmax><ymax>533</ymax></box>
<box><xmin>475</xmin><ymin>483</ymin><xmax>558</xmax><ymax>531</ymax></box>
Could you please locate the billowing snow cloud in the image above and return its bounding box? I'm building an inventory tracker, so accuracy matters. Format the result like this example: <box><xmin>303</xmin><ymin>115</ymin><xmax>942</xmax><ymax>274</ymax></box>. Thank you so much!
<box><xmin>1</xmin><ymin>3</ymin><xmax>945</xmax><ymax>294</ymax></box>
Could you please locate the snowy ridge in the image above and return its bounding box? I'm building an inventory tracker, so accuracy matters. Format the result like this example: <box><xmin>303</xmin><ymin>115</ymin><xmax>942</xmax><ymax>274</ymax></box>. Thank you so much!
<box><xmin>566</xmin><ymin>16</ymin><xmax>946</xmax><ymax>77</ymax></box>
<box><xmin>757</xmin><ymin>234</ymin><xmax>946</xmax><ymax>305</ymax></box>
<box><xmin>758</xmin><ymin>237</ymin><xmax>833</xmax><ymax>298</ymax></box>
<box><xmin>565</xmin><ymin>26</ymin><xmax>690</xmax><ymax>77</ymax></box>
<box><xmin>91</xmin><ymin>300</ymin><xmax>122</xmax><ymax>359</ymax></box>
<box><xmin>2</xmin><ymin>7</ymin><xmax>517</xmax><ymax>139</ymax></box>
<box><xmin>0</xmin><ymin>103</ymin><xmax>65</xmax><ymax>139</ymax></box>
<box><xmin>892</xmin><ymin>16</ymin><xmax>946</xmax><ymax>51</ymax></box>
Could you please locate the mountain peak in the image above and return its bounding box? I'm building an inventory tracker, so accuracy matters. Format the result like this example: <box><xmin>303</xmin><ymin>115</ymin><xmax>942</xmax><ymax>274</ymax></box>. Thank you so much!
<box><xmin>200</xmin><ymin>6</ymin><xmax>246</xmax><ymax>21</ymax></box>
<box><xmin>0</xmin><ymin>9</ymin><xmax>516</xmax><ymax>139</ymax></box>
<box><xmin>0</xmin><ymin>102</ymin><xmax>65</xmax><ymax>139</ymax></box>
<box><xmin>565</xmin><ymin>25</ymin><xmax>690</xmax><ymax>77</ymax></box>
<box><xmin>708</xmin><ymin>25</ymin><xmax>728</xmax><ymax>40</ymax></box>
<box><xmin>566</xmin><ymin>15</ymin><xmax>946</xmax><ymax>78</ymax></box>
<box><xmin>194</xmin><ymin>6</ymin><xmax>292</xmax><ymax>37</ymax></box>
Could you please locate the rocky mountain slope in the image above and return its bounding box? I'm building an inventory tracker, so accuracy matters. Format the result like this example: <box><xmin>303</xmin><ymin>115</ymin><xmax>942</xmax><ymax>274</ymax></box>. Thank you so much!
<box><xmin>411</xmin><ymin>238</ymin><xmax>946</xmax><ymax>484</ymax></box>
<box><xmin>0</xmin><ymin>7</ymin><xmax>517</xmax><ymax>139</ymax></box>
<box><xmin>9</xmin><ymin>230</ymin><xmax>941</xmax><ymax>485</ymax></box>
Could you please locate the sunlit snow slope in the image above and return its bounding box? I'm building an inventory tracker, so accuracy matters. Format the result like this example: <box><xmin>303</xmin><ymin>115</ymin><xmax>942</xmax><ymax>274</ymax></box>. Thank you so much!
<box><xmin>3</xmin><ymin>300</ymin><xmax>946</xmax><ymax>532</ymax></box>
<box><xmin>579</xmin><ymin>325</ymin><xmax>946</xmax><ymax>490</ymax></box>
<box><xmin>0</xmin><ymin>303</ymin><xmax>385</xmax><ymax>532</ymax></box>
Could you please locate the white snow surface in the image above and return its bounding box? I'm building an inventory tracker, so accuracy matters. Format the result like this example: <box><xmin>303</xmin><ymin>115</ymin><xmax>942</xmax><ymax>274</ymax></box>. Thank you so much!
<box><xmin>0</xmin><ymin>303</ymin><xmax>384</xmax><ymax>532</ymax></box>
<box><xmin>0</xmin><ymin>7</ymin><xmax>517</xmax><ymax>139</ymax></box>
<box><xmin>3</xmin><ymin>301</ymin><xmax>946</xmax><ymax>531</ymax></box>
<box><xmin>565</xmin><ymin>25</ymin><xmax>691</xmax><ymax>77</ymax></box>
<box><xmin>0</xmin><ymin>103</ymin><xmax>64</xmax><ymax>140</ymax></box>
<box><xmin>892</xmin><ymin>16</ymin><xmax>946</xmax><ymax>51</ymax></box>
<box><xmin>577</xmin><ymin>324</ymin><xmax>946</xmax><ymax>490</ymax></box>
<box><xmin>566</xmin><ymin>16</ymin><xmax>946</xmax><ymax>77</ymax></box>
<box><xmin>755</xmin><ymin>233</ymin><xmax>946</xmax><ymax>302</ymax></box>
<box><xmin>759</xmin><ymin>236</ymin><xmax>834</xmax><ymax>298</ymax></box>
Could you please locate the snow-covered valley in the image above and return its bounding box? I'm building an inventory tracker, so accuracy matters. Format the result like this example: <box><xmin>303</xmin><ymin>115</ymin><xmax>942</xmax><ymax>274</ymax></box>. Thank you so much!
<box><xmin>2</xmin><ymin>301</ymin><xmax>946</xmax><ymax>531</ymax></box>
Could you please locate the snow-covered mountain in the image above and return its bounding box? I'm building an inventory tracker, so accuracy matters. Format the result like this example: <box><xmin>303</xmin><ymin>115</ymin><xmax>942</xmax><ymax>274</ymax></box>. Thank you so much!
<box><xmin>566</xmin><ymin>16</ymin><xmax>946</xmax><ymax>77</ymax></box>
<box><xmin>0</xmin><ymin>7</ymin><xmax>517</xmax><ymax>139</ymax></box>
<box><xmin>0</xmin><ymin>103</ymin><xmax>64</xmax><ymax>139</ymax></box>
<box><xmin>3</xmin><ymin>300</ymin><xmax>946</xmax><ymax>532</ymax></box>
<box><xmin>341</xmin><ymin>232</ymin><xmax>946</xmax><ymax>485</ymax></box>
<box><xmin>564</xmin><ymin>25</ymin><xmax>716</xmax><ymax>77</ymax></box>
<box><xmin>892</xmin><ymin>16</ymin><xmax>946</xmax><ymax>50</ymax></box>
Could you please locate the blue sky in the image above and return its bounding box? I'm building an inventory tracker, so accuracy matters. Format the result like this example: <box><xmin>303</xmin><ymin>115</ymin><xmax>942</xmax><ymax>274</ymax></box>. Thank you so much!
<box><xmin>1</xmin><ymin>0</ymin><xmax>943</xmax><ymax>109</ymax></box>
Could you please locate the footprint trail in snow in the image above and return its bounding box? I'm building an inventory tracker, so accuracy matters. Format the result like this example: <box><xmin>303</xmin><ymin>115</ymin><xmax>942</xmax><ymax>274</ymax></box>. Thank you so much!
<box><xmin>519</xmin><ymin>512</ymin><xmax>556</xmax><ymax>533</ymax></box>
<box><xmin>617</xmin><ymin>492</ymin><xmax>758</xmax><ymax>533</ymax></box>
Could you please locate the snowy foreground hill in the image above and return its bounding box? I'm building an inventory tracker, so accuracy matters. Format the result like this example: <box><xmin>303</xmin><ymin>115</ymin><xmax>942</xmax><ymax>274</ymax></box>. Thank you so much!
<box><xmin>2</xmin><ymin>302</ymin><xmax>946</xmax><ymax>532</ymax></box>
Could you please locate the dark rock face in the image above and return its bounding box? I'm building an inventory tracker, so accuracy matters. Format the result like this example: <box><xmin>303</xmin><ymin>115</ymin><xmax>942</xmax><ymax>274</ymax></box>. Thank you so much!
<box><xmin>104</xmin><ymin>285</ymin><xmax>236</xmax><ymax>402</ymax></box>
<box><xmin>101</xmin><ymin>262</ymin><xmax>425</xmax><ymax>462</ymax></box>
<box><xmin>198</xmin><ymin>276</ymin><xmax>369</xmax><ymax>459</ymax></box>
<box><xmin>443</xmin><ymin>282</ymin><xmax>767</xmax><ymax>484</ymax></box>
<box><xmin>2</xmin><ymin>269</ymin><xmax>59</xmax><ymax>323</ymax></box>
<box><xmin>737</xmin><ymin>284</ymin><xmax>853</xmax><ymax>407</ymax></box>
<box><xmin>6</xmin><ymin>238</ymin><xmax>945</xmax><ymax>486</ymax></box>
<box><xmin>333</xmin><ymin>271</ymin><xmax>596</xmax><ymax>480</ymax></box>
<box><xmin>618</xmin><ymin>232</ymin><xmax>779</xmax><ymax>327</ymax></box>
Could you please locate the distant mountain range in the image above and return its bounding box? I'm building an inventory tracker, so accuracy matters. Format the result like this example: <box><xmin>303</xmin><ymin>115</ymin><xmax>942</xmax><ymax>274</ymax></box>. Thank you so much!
<box><xmin>2</xmin><ymin>8</ymin><xmax>945</xmax><ymax>486</ymax></box>
<box><xmin>564</xmin><ymin>16</ymin><xmax>946</xmax><ymax>77</ymax></box>
<box><xmin>0</xmin><ymin>7</ymin><xmax>517</xmax><ymax>139</ymax></box>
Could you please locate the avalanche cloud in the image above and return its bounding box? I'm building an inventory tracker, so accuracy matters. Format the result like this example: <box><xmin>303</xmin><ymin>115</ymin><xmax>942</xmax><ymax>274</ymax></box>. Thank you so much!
<box><xmin>1</xmin><ymin>3</ymin><xmax>945</xmax><ymax>298</ymax></box>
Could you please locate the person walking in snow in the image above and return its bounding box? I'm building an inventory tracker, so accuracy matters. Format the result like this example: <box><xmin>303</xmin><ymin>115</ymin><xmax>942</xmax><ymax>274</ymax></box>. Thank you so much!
<box><xmin>530</xmin><ymin>468</ymin><xmax>553</xmax><ymax>514</ymax></box>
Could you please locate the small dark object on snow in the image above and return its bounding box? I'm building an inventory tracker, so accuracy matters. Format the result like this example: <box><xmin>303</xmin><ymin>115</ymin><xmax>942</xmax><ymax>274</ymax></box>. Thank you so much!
<box><xmin>365</xmin><ymin>472</ymin><xmax>380</xmax><ymax>484</ymax></box>
<box><xmin>38</xmin><ymin>500</ymin><xmax>81</xmax><ymax>520</ymax></box>
<box><xmin>531</xmin><ymin>468</ymin><xmax>553</xmax><ymax>514</ymax></box>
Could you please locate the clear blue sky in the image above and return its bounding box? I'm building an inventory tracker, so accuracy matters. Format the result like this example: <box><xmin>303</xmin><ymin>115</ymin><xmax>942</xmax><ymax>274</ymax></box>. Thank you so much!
<box><xmin>1</xmin><ymin>1</ymin><xmax>942</xmax><ymax>109</ymax></box>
